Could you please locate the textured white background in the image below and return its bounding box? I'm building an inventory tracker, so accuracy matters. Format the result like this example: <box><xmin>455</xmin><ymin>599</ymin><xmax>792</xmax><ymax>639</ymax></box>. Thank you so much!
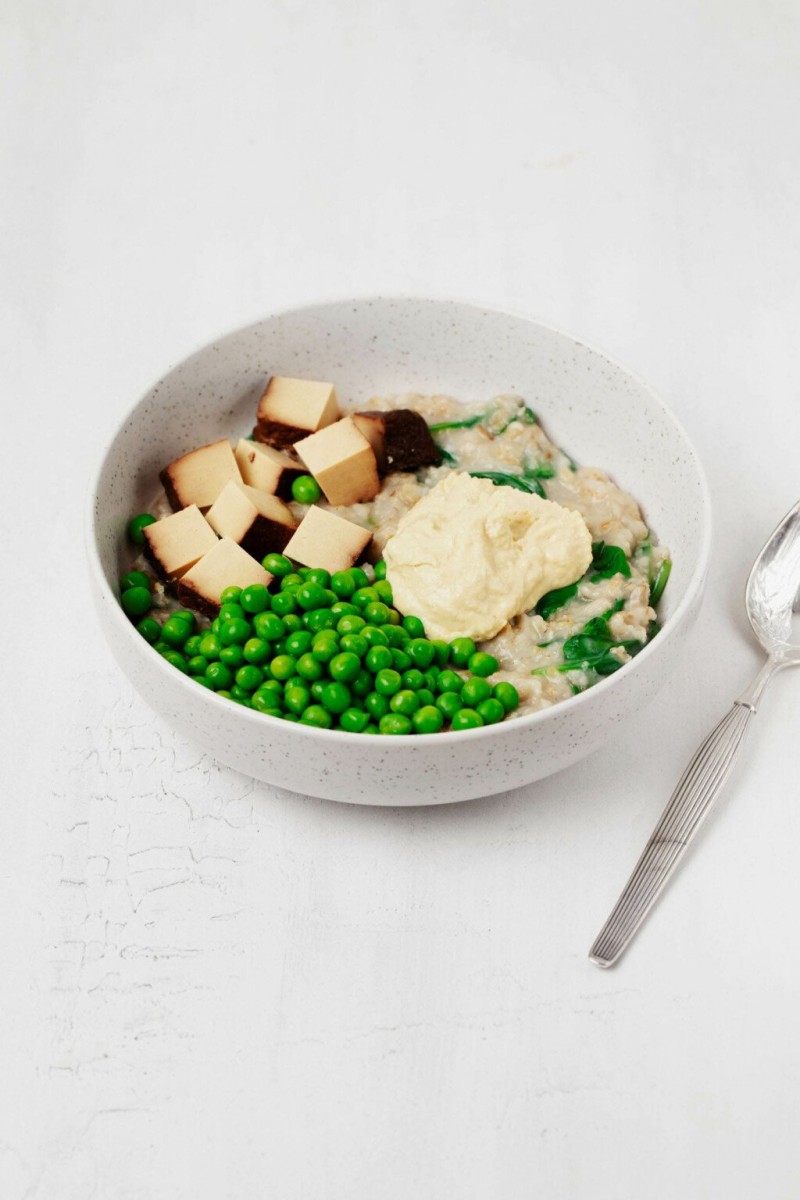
<box><xmin>3</xmin><ymin>2</ymin><xmax>800</xmax><ymax>1197</ymax></box>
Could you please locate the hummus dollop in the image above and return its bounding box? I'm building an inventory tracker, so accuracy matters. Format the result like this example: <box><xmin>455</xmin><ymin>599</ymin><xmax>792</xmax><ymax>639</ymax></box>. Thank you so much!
<box><xmin>383</xmin><ymin>472</ymin><xmax>592</xmax><ymax>641</ymax></box>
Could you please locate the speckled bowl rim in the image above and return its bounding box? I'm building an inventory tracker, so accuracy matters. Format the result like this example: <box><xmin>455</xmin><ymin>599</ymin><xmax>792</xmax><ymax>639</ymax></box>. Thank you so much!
<box><xmin>85</xmin><ymin>293</ymin><xmax>713</xmax><ymax>749</ymax></box>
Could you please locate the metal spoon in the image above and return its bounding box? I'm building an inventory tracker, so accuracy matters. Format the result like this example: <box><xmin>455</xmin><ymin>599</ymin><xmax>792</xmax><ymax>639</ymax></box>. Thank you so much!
<box><xmin>589</xmin><ymin>499</ymin><xmax>800</xmax><ymax>967</ymax></box>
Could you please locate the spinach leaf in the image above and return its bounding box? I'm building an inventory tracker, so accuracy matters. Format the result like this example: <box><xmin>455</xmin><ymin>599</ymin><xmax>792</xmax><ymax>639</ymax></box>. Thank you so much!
<box><xmin>523</xmin><ymin>460</ymin><xmax>556</xmax><ymax>480</ymax></box>
<box><xmin>535</xmin><ymin>583</ymin><xmax>578</xmax><ymax>620</ymax></box>
<box><xmin>428</xmin><ymin>413</ymin><xmax>485</xmax><ymax>433</ymax></box>
<box><xmin>469</xmin><ymin>471</ymin><xmax>545</xmax><ymax>497</ymax></box>
<box><xmin>590</xmin><ymin>541</ymin><xmax>631</xmax><ymax>581</ymax></box>
<box><xmin>436</xmin><ymin>446</ymin><xmax>457</xmax><ymax>466</ymax></box>
<box><xmin>532</xmin><ymin>601</ymin><xmax>642</xmax><ymax>677</ymax></box>
<box><xmin>494</xmin><ymin>406</ymin><xmax>538</xmax><ymax>435</ymax></box>
<box><xmin>649</xmin><ymin>558</ymin><xmax>671</xmax><ymax>605</ymax></box>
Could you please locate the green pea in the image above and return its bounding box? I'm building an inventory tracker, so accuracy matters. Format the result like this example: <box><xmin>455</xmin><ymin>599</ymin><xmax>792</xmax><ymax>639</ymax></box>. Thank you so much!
<box><xmin>253</xmin><ymin>612</ymin><xmax>286</xmax><ymax>641</ymax></box>
<box><xmin>269</xmin><ymin>655</ymin><xmax>296</xmax><ymax>681</ymax></box>
<box><xmin>383</xmin><ymin>625</ymin><xmax>409</xmax><ymax>648</ymax></box>
<box><xmin>449</xmin><ymin>637</ymin><xmax>476</xmax><ymax>667</ymax></box>
<box><xmin>337</xmin><ymin>614</ymin><xmax>366</xmax><ymax>635</ymax></box>
<box><xmin>120</xmin><ymin>570</ymin><xmax>151</xmax><ymax>592</ymax></box>
<box><xmin>205</xmin><ymin>661</ymin><xmax>233</xmax><ymax>690</ymax></box>
<box><xmin>461</xmin><ymin>677</ymin><xmax>492</xmax><ymax>706</ymax></box>
<box><xmin>298</xmin><ymin>609</ymin><xmax>331</xmax><ymax>633</ymax></box>
<box><xmin>363</xmin><ymin>723</ymin><xmax>379</xmax><ymax>734</ymax></box>
<box><xmin>235</xmin><ymin>665</ymin><xmax>264</xmax><ymax>692</ymax></box>
<box><xmin>320</xmin><ymin>682</ymin><xmax>351</xmax><ymax>714</ymax></box>
<box><xmin>220</xmin><ymin>586</ymin><xmax>242</xmax><ymax>604</ymax></box>
<box><xmin>285</xmin><ymin>630</ymin><xmax>313</xmax><ymax>657</ymax></box>
<box><xmin>421</xmin><ymin>669</ymin><xmax>440</xmax><ymax>691</ymax></box>
<box><xmin>390</xmin><ymin>689</ymin><xmax>420</xmax><ymax>716</ymax></box>
<box><xmin>291</xmin><ymin>474</ymin><xmax>322</xmax><ymax>504</ymax></box>
<box><xmin>185</xmin><ymin>655</ymin><xmax>208</xmax><ymax>676</ymax></box>
<box><xmin>386</xmin><ymin>609</ymin><xmax>400</xmax><ymax>625</ymax></box>
<box><xmin>430</xmin><ymin>640</ymin><xmax>450</xmax><ymax>667</ymax></box>
<box><xmin>330</xmin><ymin>601</ymin><xmax>358</xmax><ymax>618</ymax></box>
<box><xmin>373</xmin><ymin>560</ymin><xmax>387</xmax><ymax>580</ymax></box>
<box><xmin>296</xmin><ymin>582</ymin><xmax>326</xmax><ymax>611</ymax></box>
<box><xmin>126</xmin><ymin>513</ymin><xmax>156</xmax><ymax>545</ymax></box>
<box><xmin>412</xmin><ymin>705</ymin><xmax>444</xmax><ymax>734</ymax></box>
<box><xmin>451</xmin><ymin>708</ymin><xmax>484</xmax><ymax>730</ymax></box>
<box><xmin>339</xmin><ymin>633</ymin><xmax>368</xmax><ymax>658</ymax></box>
<box><xmin>220</xmin><ymin>644</ymin><xmax>245</xmax><ymax>669</ymax></box>
<box><xmin>379</xmin><ymin>713</ymin><xmax>413</xmax><ymax>735</ymax></box>
<box><xmin>366</xmin><ymin>645</ymin><xmax>393</xmax><ymax>673</ymax></box>
<box><xmin>280</xmin><ymin>573</ymin><xmax>304</xmax><ymax>590</ymax></box>
<box><xmin>257</xmin><ymin>678</ymin><xmax>284</xmax><ymax>700</ymax></box>
<box><xmin>175</xmin><ymin>609</ymin><xmax>197</xmax><ymax>629</ymax></box>
<box><xmin>284</xmin><ymin>684</ymin><xmax>311</xmax><ymax>715</ymax></box>
<box><xmin>121</xmin><ymin>586</ymin><xmax>152</xmax><ymax>619</ymax></box>
<box><xmin>198</xmin><ymin>632</ymin><xmax>222</xmax><ymax>660</ymax></box>
<box><xmin>401</xmin><ymin>668</ymin><xmax>425</xmax><ymax>690</ymax></box>
<box><xmin>493</xmin><ymin>682</ymin><xmax>520</xmax><ymax>712</ymax></box>
<box><xmin>330</xmin><ymin>571</ymin><xmax>357</xmax><ymax>599</ymax></box>
<box><xmin>351</xmin><ymin>668</ymin><xmax>373</xmax><ymax>698</ymax></box>
<box><xmin>436</xmin><ymin>691</ymin><xmax>463</xmax><ymax>720</ymax></box>
<box><xmin>262</xmin><ymin>552</ymin><xmax>294</xmax><ymax>577</ymax></box>
<box><xmin>217</xmin><ymin>690</ymin><xmax>232</xmax><ymax>699</ymax></box>
<box><xmin>300</xmin><ymin>705</ymin><xmax>333</xmax><ymax>729</ymax></box>
<box><xmin>161</xmin><ymin>616</ymin><xmax>191</xmax><ymax>647</ymax></box>
<box><xmin>374</xmin><ymin>668</ymin><xmax>402</xmax><ymax>696</ymax></box>
<box><xmin>183</xmin><ymin>634</ymin><xmax>203</xmax><ymax>657</ymax></box>
<box><xmin>219</xmin><ymin>618</ymin><xmax>251</xmax><ymax>646</ymax></box>
<box><xmin>161</xmin><ymin>649</ymin><xmax>187</xmax><ymax>671</ymax></box>
<box><xmin>304</xmin><ymin>567</ymin><xmax>331</xmax><ymax>588</ymax></box>
<box><xmin>281</xmin><ymin>613</ymin><xmax>303</xmax><ymax>633</ymax></box>
<box><xmin>230</xmin><ymin>685</ymin><xmax>251</xmax><ymax>701</ymax></box>
<box><xmin>390</xmin><ymin>648</ymin><xmax>411</xmax><ymax>672</ymax></box>
<box><xmin>339</xmin><ymin>708</ymin><xmax>369</xmax><ymax>733</ymax></box>
<box><xmin>437</xmin><ymin>669</ymin><xmax>464</xmax><ymax>694</ymax></box>
<box><xmin>295</xmin><ymin>653</ymin><xmax>324</xmax><ymax>682</ymax></box>
<box><xmin>311</xmin><ymin>633</ymin><xmax>340</xmax><ymax>663</ymax></box>
<box><xmin>310</xmin><ymin>680</ymin><xmax>327</xmax><ymax>701</ymax></box>
<box><xmin>361</xmin><ymin>625</ymin><xmax>389</xmax><ymax>648</ymax></box>
<box><xmin>136</xmin><ymin>617</ymin><xmax>161</xmax><ymax>644</ymax></box>
<box><xmin>365</xmin><ymin>692</ymin><xmax>390</xmax><ymax>720</ymax></box>
<box><xmin>476</xmin><ymin>698</ymin><xmax>506</xmax><ymax>725</ymax></box>
<box><xmin>194</xmin><ymin>677</ymin><xmax>216</xmax><ymax>690</ymax></box>
<box><xmin>416</xmin><ymin>688</ymin><xmax>436</xmax><ymax>708</ymax></box>
<box><xmin>219</xmin><ymin>602</ymin><xmax>246</xmax><ymax>622</ymax></box>
<box><xmin>239</xmin><ymin>584</ymin><xmax>270</xmax><ymax>614</ymax></box>
<box><xmin>242</xmin><ymin>637</ymin><xmax>271</xmax><ymax>665</ymax></box>
<box><xmin>407</xmin><ymin>639</ymin><xmax>435</xmax><ymax>669</ymax></box>
<box><xmin>373</xmin><ymin>580</ymin><xmax>393</xmax><ymax>604</ymax></box>
<box><xmin>353</xmin><ymin>586</ymin><xmax>379</xmax><ymax>608</ymax></box>
<box><xmin>349</xmin><ymin>567</ymin><xmax>369</xmax><ymax>589</ymax></box>
<box><xmin>469</xmin><ymin>651</ymin><xmax>499</xmax><ymax>678</ymax></box>
<box><xmin>297</xmin><ymin>566</ymin><xmax>312</xmax><ymax>578</ymax></box>
<box><xmin>251</xmin><ymin>698</ymin><xmax>283</xmax><ymax>717</ymax></box>
<box><xmin>329</xmin><ymin>652</ymin><xmax>361</xmax><ymax>683</ymax></box>
<box><xmin>363</xmin><ymin>601</ymin><xmax>390</xmax><ymax>625</ymax></box>
<box><xmin>402</xmin><ymin>615</ymin><xmax>425</xmax><ymax>638</ymax></box>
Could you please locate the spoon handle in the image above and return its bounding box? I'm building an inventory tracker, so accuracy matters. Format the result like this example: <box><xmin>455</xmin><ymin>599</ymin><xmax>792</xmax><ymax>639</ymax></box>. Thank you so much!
<box><xmin>589</xmin><ymin>694</ymin><xmax>762</xmax><ymax>968</ymax></box>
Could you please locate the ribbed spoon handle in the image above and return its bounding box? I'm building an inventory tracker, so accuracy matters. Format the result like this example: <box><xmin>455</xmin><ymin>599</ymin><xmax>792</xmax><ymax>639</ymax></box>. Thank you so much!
<box><xmin>589</xmin><ymin>700</ymin><xmax>757</xmax><ymax>968</ymax></box>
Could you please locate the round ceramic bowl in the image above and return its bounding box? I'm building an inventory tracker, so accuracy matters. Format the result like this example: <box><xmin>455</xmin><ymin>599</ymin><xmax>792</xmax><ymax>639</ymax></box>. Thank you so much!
<box><xmin>87</xmin><ymin>297</ymin><xmax>711</xmax><ymax>806</ymax></box>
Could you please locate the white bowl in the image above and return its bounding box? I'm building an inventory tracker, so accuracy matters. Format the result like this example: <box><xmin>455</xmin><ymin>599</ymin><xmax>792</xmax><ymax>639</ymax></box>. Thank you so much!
<box><xmin>86</xmin><ymin>297</ymin><xmax>711</xmax><ymax>806</ymax></box>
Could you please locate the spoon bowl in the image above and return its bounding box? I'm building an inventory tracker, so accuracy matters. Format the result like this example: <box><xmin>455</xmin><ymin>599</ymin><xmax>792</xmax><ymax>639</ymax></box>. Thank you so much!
<box><xmin>746</xmin><ymin>499</ymin><xmax>800</xmax><ymax>663</ymax></box>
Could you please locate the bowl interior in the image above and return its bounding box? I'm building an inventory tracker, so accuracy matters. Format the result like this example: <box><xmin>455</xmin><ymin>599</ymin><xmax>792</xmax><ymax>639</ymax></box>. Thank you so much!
<box><xmin>93</xmin><ymin>298</ymin><xmax>708</xmax><ymax>633</ymax></box>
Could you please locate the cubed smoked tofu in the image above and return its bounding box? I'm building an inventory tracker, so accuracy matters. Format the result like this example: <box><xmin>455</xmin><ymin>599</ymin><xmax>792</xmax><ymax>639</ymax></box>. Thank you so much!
<box><xmin>142</xmin><ymin>504</ymin><xmax>218</xmax><ymax>581</ymax></box>
<box><xmin>234</xmin><ymin>438</ymin><xmax>302</xmax><ymax>500</ymax></box>
<box><xmin>293</xmin><ymin>417</ymin><xmax>380</xmax><ymax>506</ymax></box>
<box><xmin>205</xmin><ymin>481</ymin><xmax>297</xmax><ymax>560</ymax></box>
<box><xmin>160</xmin><ymin>440</ymin><xmax>242</xmax><ymax>511</ymax></box>
<box><xmin>176</xmin><ymin>537</ymin><xmax>273</xmax><ymax>618</ymax></box>
<box><xmin>283</xmin><ymin>506</ymin><xmax>372</xmax><ymax>574</ymax></box>
<box><xmin>255</xmin><ymin>376</ymin><xmax>340</xmax><ymax>450</ymax></box>
<box><xmin>353</xmin><ymin>409</ymin><xmax>441</xmax><ymax>474</ymax></box>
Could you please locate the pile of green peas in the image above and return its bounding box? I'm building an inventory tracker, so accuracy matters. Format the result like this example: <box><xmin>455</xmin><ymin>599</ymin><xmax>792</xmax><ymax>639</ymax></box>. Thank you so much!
<box><xmin>118</xmin><ymin>550</ymin><xmax>519</xmax><ymax>735</ymax></box>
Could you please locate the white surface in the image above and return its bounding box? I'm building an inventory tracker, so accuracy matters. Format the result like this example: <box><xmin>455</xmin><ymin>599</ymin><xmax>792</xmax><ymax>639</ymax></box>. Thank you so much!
<box><xmin>2</xmin><ymin>2</ymin><xmax>799</xmax><ymax>1197</ymax></box>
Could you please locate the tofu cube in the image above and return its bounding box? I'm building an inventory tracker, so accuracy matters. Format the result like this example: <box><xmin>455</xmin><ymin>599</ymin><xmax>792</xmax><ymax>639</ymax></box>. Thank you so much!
<box><xmin>293</xmin><ymin>417</ymin><xmax>380</xmax><ymax>506</ymax></box>
<box><xmin>176</xmin><ymin>537</ymin><xmax>273</xmax><ymax>618</ymax></box>
<box><xmin>142</xmin><ymin>504</ymin><xmax>218</xmax><ymax>581</ymax></box>
<box><xmin>205</xmin><ymin>481</ymin><xmax>297</xmax><ymax>560</ymax></box>
<box><xmin>160</xmin><ymin>440</ymin><xmax>242</xmax><ymax>511</ymax></box>
<box><xmin>255</xmin><ymin>376</ymin><xmax>340</xmax><ymax>450</ymax></box>
<box><xmin>283</xmin><ymin>506</ymin><xmax>372</xmax><ymax>574</ymax></box>
<box><xmin>352</xmin><ymin>409</ymin><xmax>441</xmax><ymax>474</ymax></box>
<box><xmin>234</xmin><ymin>438</ymin><xmax>303</xmax><ymax>499</ymax></box>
